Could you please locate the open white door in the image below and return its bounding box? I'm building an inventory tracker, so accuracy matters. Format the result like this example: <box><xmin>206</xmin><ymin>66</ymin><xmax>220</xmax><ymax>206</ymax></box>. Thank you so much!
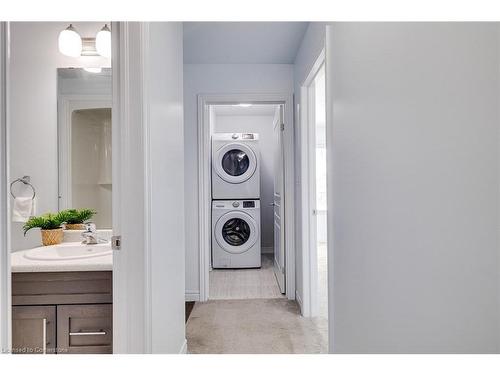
<box><xmin>273</xmin><ymin>105</ymin><xmax>285</xmax><ymax>294</ymax></box>
<box><xmin>307</xmin><ymin>77</ymin><xmax>320</xmax><ymax>317</ymax></box>
<box><xmin>112</xmin><ymin>22</ymin><xmax>186</xmax><ymax>354</ymax></box>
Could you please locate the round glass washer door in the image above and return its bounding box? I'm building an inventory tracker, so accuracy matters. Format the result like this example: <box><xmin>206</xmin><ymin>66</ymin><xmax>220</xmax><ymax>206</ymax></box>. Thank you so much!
<box><xmin>214</xmin><ymin>143</ymin><xmax>257</xmax><ymax>184</ymax></box>
<box><xmin>215</xmin><ymin>211</ymin><xmax>258</xmax><ymax>254</ymax></box>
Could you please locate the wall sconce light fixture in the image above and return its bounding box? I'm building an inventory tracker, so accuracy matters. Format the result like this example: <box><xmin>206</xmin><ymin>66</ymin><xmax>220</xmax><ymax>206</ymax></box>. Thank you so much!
<box><xmin>96</xmin><ymin>24</ymin><xmax>111</xmax><ymax>58</ymax></box>
<box><xmin>58</xmin><ymin>24</ymin><xmax>82</xmax><ymax>57</ymax></box>
<box><xmin>58</xmin><ymin>23</ymin><xmax>111</xmax><ymax>59</ymax></box>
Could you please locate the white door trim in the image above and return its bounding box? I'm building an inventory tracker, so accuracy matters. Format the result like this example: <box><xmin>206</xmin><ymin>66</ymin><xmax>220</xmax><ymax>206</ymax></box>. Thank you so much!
<box><xmin>0</xmin><ymin>21</ymin><xmax>11</xmax><ymax>353</ymax></box>
<box><xmin>197</xmin><ymin>93</ymin><xmax>295</xmax><ymax>301</ymax></box>
<box><xmin>325</xmin><ymin>25</ymin><xmax>335</xmax><ymax>354</ymax></box>
<box><xmin>299</xmin><ymin>48</ymin><xmax>325</xmax><ymax>317</ymax></box>
<box><xmin>57</xmin><ymin>95</ymin><xmax>112</xmax><ymax>211</ymax></box>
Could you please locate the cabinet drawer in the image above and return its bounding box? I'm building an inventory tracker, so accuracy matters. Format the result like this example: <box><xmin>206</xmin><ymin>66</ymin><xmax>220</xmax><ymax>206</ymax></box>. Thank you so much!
<box><xmin>57</xmin><ymin>304</ymin><xmax>112</xmax><ymax>354</ymax></box>
<box><xmin>12</xmin><ymin>272</ymin><xmax>112</xmax><ymax>305</ymax></box>
<box><xmin>12</xmin><ymin>306</ymin><xmax>56</xmax><ymax>354</ymax></box>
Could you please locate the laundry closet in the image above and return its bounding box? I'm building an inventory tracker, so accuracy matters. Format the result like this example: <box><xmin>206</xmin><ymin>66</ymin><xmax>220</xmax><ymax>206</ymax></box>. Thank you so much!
<box><xmin>209</xmin><ymin>104</ymin><xmax>284</xmax><ymax>299</ymax></box>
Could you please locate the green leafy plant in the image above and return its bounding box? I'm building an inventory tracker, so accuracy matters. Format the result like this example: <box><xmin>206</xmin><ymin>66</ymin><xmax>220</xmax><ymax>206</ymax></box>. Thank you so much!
<box><xmin>60</xmin><ymin>208</ymin><xmax>97</xmax><ymax>224</ymax></box>
<box><xmin>23</xmin><ymin>212</ymin><xmax>67</xmax><ymax>236</ymax></box>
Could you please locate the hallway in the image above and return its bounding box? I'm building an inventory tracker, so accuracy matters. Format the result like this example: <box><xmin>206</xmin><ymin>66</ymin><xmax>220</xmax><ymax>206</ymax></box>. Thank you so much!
<box><xmin>186</xmin><ymin>298</ymin><xmax>327</xmax><ymax>354</ymax></box>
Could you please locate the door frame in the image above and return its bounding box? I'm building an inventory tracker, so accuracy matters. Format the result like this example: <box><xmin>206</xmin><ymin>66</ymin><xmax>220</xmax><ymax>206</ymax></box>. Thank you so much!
<box><xmin>0</xmin><ymin>21</ymin><xmax>11</xmax><ymax>353</ymax></box>
<box><xmin>299</xmin><ymin>48</ymin><xmax>325</xmax><ymax>317</ymax></box>
<box><xmin>197</xmin><ymin>93</ymin><xmax>295</xmax><ymax>301</ymax></box>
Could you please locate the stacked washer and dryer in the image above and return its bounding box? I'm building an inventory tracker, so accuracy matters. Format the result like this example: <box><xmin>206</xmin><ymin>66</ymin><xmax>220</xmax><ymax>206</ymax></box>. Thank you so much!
<box><xmin>211</xmin><ymin>133</ymin><xmax>261</xmax><ymax>268</ymax></box>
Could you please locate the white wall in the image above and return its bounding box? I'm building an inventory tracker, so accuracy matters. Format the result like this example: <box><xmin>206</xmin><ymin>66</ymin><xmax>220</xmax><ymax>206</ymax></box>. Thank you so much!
<box><xmin>213</xmin><ymin>113</ymin><xmax>276</xmax><ymax>250</ymax></box>
<box><xmin>292</xmin><ymin>22</ymin><xmax>328</xmax><ymax>309</ymax></box>
<box><xmin>184</xmin><ymin>64</ymin><xmax>294</xmax><ymax>299</ymax></box>
<box><xmin>327</xmin><ymin>23</ymin><xmax>500</xmax><ymax>353</ymax></box>
<box><xmin>9</xmin><ymin>22</ymin><xmax>109</xmax><ymax>251</ymax></box>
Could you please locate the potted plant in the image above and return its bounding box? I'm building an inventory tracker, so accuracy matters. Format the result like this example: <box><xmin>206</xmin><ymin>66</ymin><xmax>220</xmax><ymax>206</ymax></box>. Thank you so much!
<box><xmin>23</xmin><ymin>212</ymin><xmax>67</xmax><ymax>246</ymax></box>
<box><xmin>61</xmin><ymin>208</ymin><xmax>97</xmax><ymax>230</ymax></box>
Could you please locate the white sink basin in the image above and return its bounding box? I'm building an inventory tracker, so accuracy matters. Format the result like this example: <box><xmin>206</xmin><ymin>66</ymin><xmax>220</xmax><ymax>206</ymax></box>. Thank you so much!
<box><xmin>23</xmin><ymin>242</ymin><xmax>112</xmax><ymax>261</ymax></box>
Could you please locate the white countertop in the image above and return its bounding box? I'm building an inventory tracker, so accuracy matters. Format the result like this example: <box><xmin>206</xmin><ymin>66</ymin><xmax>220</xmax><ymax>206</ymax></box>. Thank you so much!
<box><xmin>11</xmin><ymin>241</ymin><xmax>112</xmax><ymax>273</ymax></box>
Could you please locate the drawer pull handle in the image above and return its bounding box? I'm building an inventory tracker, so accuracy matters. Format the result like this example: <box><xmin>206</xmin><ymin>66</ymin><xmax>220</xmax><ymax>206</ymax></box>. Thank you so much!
<box><xmin>42</xmin><ymin>318</ymin><xmax>47</xmax><ymax>354</ymax></box>
<box><xmin>69</xmin><ymin>330</ymin><xmax>106</xmax><ymax>336</ymax></box>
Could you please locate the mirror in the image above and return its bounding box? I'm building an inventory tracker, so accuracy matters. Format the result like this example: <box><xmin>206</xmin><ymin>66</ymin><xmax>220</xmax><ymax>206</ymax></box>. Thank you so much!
<box><xmin>57</xmin><ymin>68</ymin><xmax>112</xmax><ymax>228</ymax></box>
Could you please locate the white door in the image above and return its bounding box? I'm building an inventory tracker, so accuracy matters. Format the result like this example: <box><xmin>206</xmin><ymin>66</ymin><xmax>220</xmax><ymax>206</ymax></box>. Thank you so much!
<box><xmin>112</xmin><ymin>22</ymin><xmax>186</xmax><ymax>353</ymax></box>
<box><xmin>308</xmin><ymin>63</ymin><xmax>328</xmax><ymax>318</ymax></box>
<box><xmin>273</xmin><ymin>105</ymin><xmax>285</xmax><ymax>293</ymax></box>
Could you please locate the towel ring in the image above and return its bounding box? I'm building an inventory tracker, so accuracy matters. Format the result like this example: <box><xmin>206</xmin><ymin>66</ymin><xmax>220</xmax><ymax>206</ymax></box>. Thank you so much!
<box><xmin>10</xmin><ymin>176</ymin><xmax>36</xmax><ymax>200</ymax></box>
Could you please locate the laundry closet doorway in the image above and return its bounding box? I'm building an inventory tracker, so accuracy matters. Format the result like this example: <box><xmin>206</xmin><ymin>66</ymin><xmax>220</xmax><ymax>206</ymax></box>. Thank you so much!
<box><xmin>197</xmin><ymin>94</ymin><xmax>295</xmax><ymax>301</ymax></box>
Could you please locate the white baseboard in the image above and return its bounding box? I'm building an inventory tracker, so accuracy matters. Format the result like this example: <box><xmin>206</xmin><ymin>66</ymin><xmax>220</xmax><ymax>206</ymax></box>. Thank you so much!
<box><xmin>179</xmin><ymin>339</ymin><xmax>188</xmax><ymax>354</ymax></box>
<box><xmin>185</xmin><ymin>291</ymin><xmax>200</xmax><ymax>301</ymax></box>
<box><xmin>296</xmin><ymin>290</ymin><xmax>303</xmax><ymax>315</ymax></box>
<box><xmin>261</xmin><ymin>246</ymin><xmax>273</xmax><ymax>254</ymax></box>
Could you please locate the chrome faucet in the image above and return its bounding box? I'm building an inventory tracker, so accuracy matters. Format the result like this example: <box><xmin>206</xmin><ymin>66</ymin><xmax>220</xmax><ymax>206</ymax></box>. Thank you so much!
<box><xmin>81</xmin><ymin>223</ymin><xmax>103</xmax><ymax>245</ymax></box>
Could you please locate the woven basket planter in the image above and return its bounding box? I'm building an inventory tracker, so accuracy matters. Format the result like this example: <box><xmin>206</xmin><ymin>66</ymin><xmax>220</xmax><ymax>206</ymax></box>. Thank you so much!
<box><xmin>65</xmin><ymin>223</ymin><xmax>86</xmax><ymax>230</ymax></box>
<box><xmin>41</xmin><ymin>228</ymin><xmax>63</xmax><ymax>246</ymax></box>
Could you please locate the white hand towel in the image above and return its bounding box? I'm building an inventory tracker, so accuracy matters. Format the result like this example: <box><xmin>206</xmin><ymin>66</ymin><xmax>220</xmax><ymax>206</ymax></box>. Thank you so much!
<box><xmin>12</xmin><ymin>197</ymin><xmax>36</xmax><ymax>223</ymax></box>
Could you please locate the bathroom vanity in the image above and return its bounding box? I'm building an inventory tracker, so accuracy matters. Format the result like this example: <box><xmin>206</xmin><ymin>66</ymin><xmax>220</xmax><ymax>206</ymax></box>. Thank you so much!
<box><xmin>11</xmin><ymin>241</ymin><xmax>112</xmax><ymax>354</ymax></box>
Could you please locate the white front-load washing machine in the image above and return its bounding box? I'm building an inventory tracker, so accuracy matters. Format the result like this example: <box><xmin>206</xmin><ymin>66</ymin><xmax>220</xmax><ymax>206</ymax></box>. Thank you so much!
<box><xmin>212</xmin><ymin>133</ymin><xmax>260</xmax><ymax>199</ymax></box>
<box><xmin>212</xmin><ymin>199</ymin><xmax>261</xmax><ymax>268</ymax></box>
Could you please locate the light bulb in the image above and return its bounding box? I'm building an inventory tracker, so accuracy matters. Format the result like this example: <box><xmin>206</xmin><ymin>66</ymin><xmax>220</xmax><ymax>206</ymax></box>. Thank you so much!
<box><xmin>96</xmin><ymin>24</ymin><xmax>111</xmax><ymax>58</ymax></box>
<box><xmin>58</xmin><ymin>24</ymin><xmax>82</xmax><ymax>57</ymax></box>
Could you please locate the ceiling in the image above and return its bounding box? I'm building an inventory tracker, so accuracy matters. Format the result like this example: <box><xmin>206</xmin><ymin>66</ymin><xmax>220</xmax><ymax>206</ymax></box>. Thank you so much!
<box><xmin>213</xmin><ymin>104</ymin><xmax>278</xmax><ymax>116</ymax></box>
<box><xmin>183</xmin><ymin>22</ymin><xmax>309</xmax><ymax>64</ymax></box>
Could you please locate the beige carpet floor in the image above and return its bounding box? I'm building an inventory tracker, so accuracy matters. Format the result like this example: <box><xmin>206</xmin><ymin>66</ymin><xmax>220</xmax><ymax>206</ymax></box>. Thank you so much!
<box><xmin>186</xmin><ymin>298</ymin><xmax>328</xmax><ymax>354</ymax></box>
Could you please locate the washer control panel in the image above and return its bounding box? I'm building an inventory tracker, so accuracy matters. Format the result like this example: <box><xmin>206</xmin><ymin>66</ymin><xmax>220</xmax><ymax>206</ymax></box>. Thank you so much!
<box><xmin>213</xmin><ymin>200</ymin><xmax>260</xmax><ymax>209</ymax></box>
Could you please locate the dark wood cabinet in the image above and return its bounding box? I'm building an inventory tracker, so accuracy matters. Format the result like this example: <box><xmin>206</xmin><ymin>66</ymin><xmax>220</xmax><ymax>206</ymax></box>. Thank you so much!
<box><xmin>12</xmin><ymin>306</ymin><xmax>56</xmax><ymax>354</ymax></box>
<box><xmin>57</xmin><ymin>304</ymin><xmax>112</xmax><ymax>354</ymax></box>
<box><xmin>12</xmin><ymin>271</ymin><xmax>112</xmax><ymax>354</ymax></box>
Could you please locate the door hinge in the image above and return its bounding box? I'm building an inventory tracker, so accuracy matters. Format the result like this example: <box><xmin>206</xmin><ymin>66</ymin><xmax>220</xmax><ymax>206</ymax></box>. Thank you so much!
<box><xmin>111</xmin><ymin>235</ymin><xmax>121</xmax><ymax>250</ymax></box>
<box><xmin>280</xmin><ymin>123</ymin><xmax>285</xmax><ymax>131</ymax></box>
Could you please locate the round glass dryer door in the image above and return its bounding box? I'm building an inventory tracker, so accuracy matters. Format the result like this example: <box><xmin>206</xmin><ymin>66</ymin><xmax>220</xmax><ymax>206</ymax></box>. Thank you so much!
<box><xmin>214</xmin><ymin>143</ymin><xmax>257</xmax><ymax>184</ymax></box>
<box><xmin>215</xmin><ymin>211</ymin><xmax>258</xmax><ymax>254</ymax></box>
<box><xmin>222</xmin><ymin>150</ymin><xmax>249</xmax><ymax>177</ymax></box>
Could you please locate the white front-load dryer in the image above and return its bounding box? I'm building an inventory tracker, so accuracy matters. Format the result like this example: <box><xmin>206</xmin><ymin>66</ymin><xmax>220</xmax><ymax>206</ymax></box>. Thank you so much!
<box><xmin>212</xmin><ymin>199</ymin><xmax>261</xmax><ymax>268</ymax></box>
<box><xmin>212</xmin><ymin>133</ymin><xmax>260</xmax><ymax>199</ymax></box>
